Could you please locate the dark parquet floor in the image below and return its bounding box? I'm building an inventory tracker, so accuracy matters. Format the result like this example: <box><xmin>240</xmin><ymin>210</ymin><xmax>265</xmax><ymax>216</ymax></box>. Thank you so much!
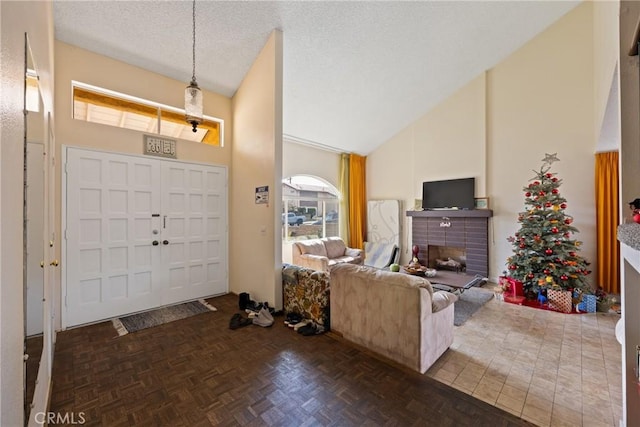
<box><xmin>50</xmin><ymin>293</ymin><xmax>532</xmax><ymax>426</ymax></box>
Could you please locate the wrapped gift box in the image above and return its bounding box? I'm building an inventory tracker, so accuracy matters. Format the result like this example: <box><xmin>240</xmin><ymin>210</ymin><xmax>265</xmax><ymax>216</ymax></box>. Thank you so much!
<box><xmin>577</xmin><ymin>294</ymin><xmax>597</xmax><ymax>313</ymax></box>
<box><xmin>548</xmin><ymin>289</ymin><xmax>572</xmax><ymax>313</ymax></box>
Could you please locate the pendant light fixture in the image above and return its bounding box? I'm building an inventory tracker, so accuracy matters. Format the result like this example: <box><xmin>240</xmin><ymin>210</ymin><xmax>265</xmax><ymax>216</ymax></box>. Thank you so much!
<box><xmin>185</xmin><ymin>0</ymin><xmax>203</xmax><ymax>132</ymax></box>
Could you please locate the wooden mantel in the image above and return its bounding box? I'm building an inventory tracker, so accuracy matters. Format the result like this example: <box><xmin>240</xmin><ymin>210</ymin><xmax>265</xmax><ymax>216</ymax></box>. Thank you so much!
<box><xmin>407</xmin><ymin>209</ymin><xmax>493</xmax><ymax>218</ymax></box>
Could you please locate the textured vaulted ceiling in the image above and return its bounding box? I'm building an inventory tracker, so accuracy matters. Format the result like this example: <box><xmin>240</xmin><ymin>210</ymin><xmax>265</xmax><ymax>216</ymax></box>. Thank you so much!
<box><xmin>53</xmin><ymin>1</ymin><xmax>580</xmax><ymax>155</ymax></box>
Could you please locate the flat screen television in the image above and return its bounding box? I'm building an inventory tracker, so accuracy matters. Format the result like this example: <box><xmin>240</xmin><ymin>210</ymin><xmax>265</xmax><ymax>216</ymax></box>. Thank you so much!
<box><xmin>421</xmin><ymin>178</ymin><xmax>475</xmax><ymax>210</ymax></box>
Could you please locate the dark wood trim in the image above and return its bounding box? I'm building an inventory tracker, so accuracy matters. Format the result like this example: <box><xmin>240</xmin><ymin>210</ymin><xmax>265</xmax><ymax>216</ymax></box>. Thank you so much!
<box><xmin>407</xmin><ymin>209</ymin><xmax>493</xmax><ymax>218</ymax></box>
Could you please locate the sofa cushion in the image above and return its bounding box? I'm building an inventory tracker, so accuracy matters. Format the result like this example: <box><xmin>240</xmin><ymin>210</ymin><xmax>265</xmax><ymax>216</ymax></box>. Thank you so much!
<box><xmin>431</xmin><ymin>291</ymin><xmax>458</xmax><ymax>313</ymax></box>
<box><xmin>323</xmin><ymin>236</ymin><xmax>347</xmax><ymax>259</ymax></box>
<box><xmin>296</xmin><ymin>240</ymin><xmax>328</xmax><ymax>257</ymax></box>
<box><xmin>327</xmin><ymin>256</ymin><xmax>357</xmax><ymax>267</ymax></box>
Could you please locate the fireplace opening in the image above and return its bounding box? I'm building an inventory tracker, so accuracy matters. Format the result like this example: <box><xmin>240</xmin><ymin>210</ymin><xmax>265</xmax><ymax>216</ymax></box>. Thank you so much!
<box><xmin>427</xmin><ymin>245</ymin><xmax>466</xmax><ymax>273</ymax></box>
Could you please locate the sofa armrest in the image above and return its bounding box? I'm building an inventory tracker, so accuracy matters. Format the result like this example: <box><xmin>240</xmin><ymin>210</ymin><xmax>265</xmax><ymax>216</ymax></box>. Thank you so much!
<box><xmin>431</xmin><ymin>291</ymin><xmax>458</xmax><ymax>313</ymax></box>
<box><xmin>295</xmin><ymin>254</ymin><xmax>330</xmax><ymax>272</ymax></box>
<box><xmin>345</xmin><ymin>247</ymin><xmax>364</xmax><ymax>264</ymax></box>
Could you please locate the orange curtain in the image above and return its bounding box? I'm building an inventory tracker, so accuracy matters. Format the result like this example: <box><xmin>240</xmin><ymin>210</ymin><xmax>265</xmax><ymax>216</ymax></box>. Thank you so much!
<box><xmin>348</xmin><ymin>154</ymin><xmax>367</xmax><ymax>249</ymax></box>
<box><xmin>595</xmin><ymin>151</ymin><xmax>619</xmax><ymax>294</ymax></box>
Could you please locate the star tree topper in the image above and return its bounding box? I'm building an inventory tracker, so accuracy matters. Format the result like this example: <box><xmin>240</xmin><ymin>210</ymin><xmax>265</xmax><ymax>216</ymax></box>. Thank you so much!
<box><xmin>542</xmin><ymin>153</ymin><xmax>559</xmax><ymax>166</ymax></box>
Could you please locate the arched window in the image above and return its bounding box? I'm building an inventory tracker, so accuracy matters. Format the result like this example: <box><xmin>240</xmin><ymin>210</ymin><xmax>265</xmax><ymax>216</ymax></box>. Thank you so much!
<box><xmin>282</xmin><ymin>175</ymin><xmax>340</xmax><ymax>241</ymax></box>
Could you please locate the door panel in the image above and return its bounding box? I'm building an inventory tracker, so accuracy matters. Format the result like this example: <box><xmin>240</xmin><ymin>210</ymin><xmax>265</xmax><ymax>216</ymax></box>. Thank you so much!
<box><xmin>65</xmin><ymin>148</ymin><xmax>227</xmax><ymax>328</ymax></box>
<box><xmin>65</xmin><ymin>149</ymin><xmax>162</xmax><ymax>327</ymax></box>
<box><xmin>26</xmin><ymin>142</ymin><xmax>44</xmax><ymax>336</ymax></box>
<box><xmin>161</xmin><ymin>162</ymin><xmax>227</xmax><ymax>304</ymax></box>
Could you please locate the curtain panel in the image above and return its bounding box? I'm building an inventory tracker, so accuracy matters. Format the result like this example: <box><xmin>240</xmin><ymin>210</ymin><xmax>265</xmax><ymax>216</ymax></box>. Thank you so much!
<box><xmin>348</xmin><ymin>154</ymin><xmax>367</xmax><ymax>249</ymax></box>
<box><xmin>595</xmin><ymin>151</ymin><xmax>619</xmax><ymax>294</ymax></box>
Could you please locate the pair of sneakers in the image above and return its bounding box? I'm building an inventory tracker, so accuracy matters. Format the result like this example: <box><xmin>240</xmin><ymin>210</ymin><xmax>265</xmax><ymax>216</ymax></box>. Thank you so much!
<box><xmin>284</xmin><ymin>312</ymin><xmax>303</xmax><ymax>327</ymax></box>
<box><xmin>252</xmin><ymin>307</ymin><xmax>274</xmax><ymax>327</ymax></box>
<box><xmin>297</xmin><ymin>322</ymin><xmax>325</xmax><ymax>336</ymax></box>
<box><xmin>229</xmin><ymin>313</ymin><xmax>252</xmax><ymax>330</ymax></box>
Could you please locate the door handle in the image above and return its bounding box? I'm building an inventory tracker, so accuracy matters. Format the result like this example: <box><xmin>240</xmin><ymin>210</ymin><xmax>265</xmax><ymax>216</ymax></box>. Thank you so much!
<box><xmin>50</xmin><ymin>260</ymin><xmax>59</xmax><ymax>267</ymax></box>
<box><xmin>152</xmin><ymin>240</ymin><xmax>159</xmax><ymax>246</ymax></box>
<box><xmin>162</xmin><ymin>240</ymin><xmax>169</xmax><ymax>245</ymax></box>
<box><xmin>40</xmin><ymin>261</ymin><xmax>44</xmax><ymax>268</ymax></box>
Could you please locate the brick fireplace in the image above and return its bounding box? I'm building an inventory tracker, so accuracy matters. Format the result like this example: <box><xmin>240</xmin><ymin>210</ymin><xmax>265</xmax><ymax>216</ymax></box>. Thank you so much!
<box><xmin>406</xmin><ymin>209</ymin><xmax>492</xmax><ymax>277</ymax></box>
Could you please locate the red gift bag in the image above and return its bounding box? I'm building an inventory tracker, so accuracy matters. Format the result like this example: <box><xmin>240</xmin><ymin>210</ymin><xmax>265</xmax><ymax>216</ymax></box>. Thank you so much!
<box><xmin>500</xmin><ymin>276</ymin><xmax>525</xmax><ymax>304</ymax></box>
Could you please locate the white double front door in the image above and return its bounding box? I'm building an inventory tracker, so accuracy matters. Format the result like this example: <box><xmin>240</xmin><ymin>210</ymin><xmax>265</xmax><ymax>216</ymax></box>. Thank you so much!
<box><xmin>64</xmin><ymin>147</ymin><xmax>227</xmax><ymax>328</ymax></box>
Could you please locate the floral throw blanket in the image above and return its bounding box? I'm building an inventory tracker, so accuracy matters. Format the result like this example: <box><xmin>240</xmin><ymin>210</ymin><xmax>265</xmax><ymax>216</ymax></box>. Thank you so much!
<box><xmin>283</xmin><ymin>263</ymin><xmax>330</xmax><ymax>328</ymax></box>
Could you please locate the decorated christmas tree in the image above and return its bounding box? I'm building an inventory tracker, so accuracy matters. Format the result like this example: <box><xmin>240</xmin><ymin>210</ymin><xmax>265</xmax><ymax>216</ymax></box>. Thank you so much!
<box><xmin>505</xmin><ymin>153</ymin><xmax>591</xmax><ymax>295</ymax></box>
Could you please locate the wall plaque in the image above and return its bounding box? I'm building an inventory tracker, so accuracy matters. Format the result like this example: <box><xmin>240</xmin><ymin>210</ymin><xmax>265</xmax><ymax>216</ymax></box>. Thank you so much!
<box><xmin>143</xmin><ymin>135</ymin><xmax>177</xmax><ymax>159</ymax></box>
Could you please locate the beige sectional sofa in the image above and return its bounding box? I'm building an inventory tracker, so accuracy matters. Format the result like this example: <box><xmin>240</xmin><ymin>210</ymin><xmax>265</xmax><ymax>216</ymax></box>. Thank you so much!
<box><xmin>329</xmin><ymin>263</ymin><xmax>457</xmax><ymax>374</ymax></box>
<box><xmin>292</xmin><ymin>237</ymin><xmax>363</xmax><ymax>272</ymax></box>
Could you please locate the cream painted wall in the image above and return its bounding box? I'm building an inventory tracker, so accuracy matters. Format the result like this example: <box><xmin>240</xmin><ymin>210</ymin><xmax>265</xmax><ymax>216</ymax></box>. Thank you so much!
<box><xmin>369</xmin><ymin>3</ymin><xmax>598</xmax><ymax>281</ymax></box>
<box><xmin>593</xmin><ymin>0</ymin><xmax>620</xmax><ymax>143</ymax></box>
<box><xmin>230</xmin><ymin>31</ymin><xmax>283</xmax><ymax>307</ymax></box>
<box><xmin>367</xmin><ymin>75</ymin><xmax>486</xmax><ymax>264</ymax></box>
<box><xmin>0</xmin><ymin>2</ymin><xmax>54</xmax><ymax>425</ymax></box>
<box><xmin>282</xmin><ymin>141</ymin><xmax>340</xmax><ymax>263</ymax></box>
<box><xmin>54</xmin><ymin>41</ymin><xmax>233</xmax><ymax>330</ymax></box>
<box><xmin>489</xmin><ymin>2</ymin><xmax>596</xmax><ymax>283</ymax></box>
<box><xmin>283</xmin><ymin>141</ymin><xmax>340</xmax><ymax>189</ymax></box>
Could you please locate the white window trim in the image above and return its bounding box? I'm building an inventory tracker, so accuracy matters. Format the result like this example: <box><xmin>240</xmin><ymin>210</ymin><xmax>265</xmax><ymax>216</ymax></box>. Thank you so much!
<box><xmin>71</xmin><ymin>80</ymin><xmax>225</xmax><ymax>145</ymax></box>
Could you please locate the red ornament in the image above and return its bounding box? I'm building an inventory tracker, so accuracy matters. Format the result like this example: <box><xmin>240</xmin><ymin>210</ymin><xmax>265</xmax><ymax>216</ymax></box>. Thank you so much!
<box><xmin>546</xmin><ymin>173</ymin><xmax>552</xmax><ymax>178</ymax></box>
<box><xmin>509</xmin><ymin>265</ymin><xmax>517</xmax><ymax>270</ymax></box>
<box><xmin>545</xmin><ymin>202</ymin><xmax>552</xmax><ymax>207</ymax></box>
<box><xmin>560</xmin><ymin>203</ymin><xmax>567</xmax><ymax>209</ymax></box>
<box><xmin>552</xmin><ymin>189</ymin><xmax>559</xmax><ymax>194</ymax></box>
<box><xmin>545</xmin><ymin>248</ymin><xmax>553</xmax><ymax>255</ymax></box>
<box><xmin>555</xmin><ymin>240</ymin><xmax>561</xmax><ymax>245</ymax></box>
<box><xmin>552</xmin><ymin>177</ymin><xmax>558</xmax><ymax>182</ymax></box>
<box><xmin>561</xmin><ymin>274</ymin><xmax>568</xmax><ymax>281</ymax></box>
<box><xmin>525</xmin><ymin>192</ymin><xmax>531</xmax><ymax>197</ymax></box>
<box><xmin>634</xmin><ymin>213</ymin><xmax>640</xmax><ymax>224</ymax></box>
<box><xmin>534</xmin><ymin>235</ymin><xmax>541</xmax><ymax>241</ymax></box>
<box><xmin>528</xmin><ymin>273</ymin><xmax>534</xmax><ymax>279</ymax></box>
<box><xmin>569</xmin><ymin>252</ymin><xmax>576</xmax><ymax>257</ymax></box>
<box><xmin>565</xmin><ymin>218</ymin><xmax>572</xmax><ymax>224</ymax></box>
<box><xmin>519</xmin><ymin>243</ymin><xmax>525</xmax><ymax>248</ymax></box>
<box><xmin>534</xmin><ymin>181</ymin><xmax>540</xmax><ymax>186</ymax></box>
<box><xmin>551</xmin><ymin>227</ymin><xmax>558</xmax><ymax>233</ymax></box>
<box><xmin>539</xmin><ymin>191</ymin><xmax>545</xmax><ymax>196</ymax></box>
<box><xmin>543</xmin><ymin>269</ymin><xmax>550</xmax><ymax>274</ymax></box>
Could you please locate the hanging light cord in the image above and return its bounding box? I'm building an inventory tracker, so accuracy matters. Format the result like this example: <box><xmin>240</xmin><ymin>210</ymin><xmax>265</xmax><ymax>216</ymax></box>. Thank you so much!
<box><xmin>191</xmin><ymin>0</ymin><xmax>197</xmax><ymax>83</ymax></box>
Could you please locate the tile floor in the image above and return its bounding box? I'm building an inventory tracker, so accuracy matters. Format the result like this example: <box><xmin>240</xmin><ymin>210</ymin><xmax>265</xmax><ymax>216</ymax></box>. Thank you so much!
<box><xmin>426</xmin><ymin>288</ymin><xmax>622</xmax><ymax>427</ymax></box>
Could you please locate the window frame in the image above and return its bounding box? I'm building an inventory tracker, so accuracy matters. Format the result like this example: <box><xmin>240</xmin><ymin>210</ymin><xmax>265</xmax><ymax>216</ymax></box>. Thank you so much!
<box><xmin>71</xmin><ymin>80</ymin><xmax>224</xmax><ymax>146</ymax></box>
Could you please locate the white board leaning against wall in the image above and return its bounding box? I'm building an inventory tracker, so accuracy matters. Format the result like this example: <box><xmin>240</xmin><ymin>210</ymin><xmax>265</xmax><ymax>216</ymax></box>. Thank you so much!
<box><xmin>365</xmin><ymin>200</ymin><xmax>401</xmax><ymax>268</ymax></box>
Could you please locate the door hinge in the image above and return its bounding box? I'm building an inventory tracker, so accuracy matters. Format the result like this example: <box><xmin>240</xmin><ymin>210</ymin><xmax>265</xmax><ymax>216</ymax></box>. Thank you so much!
<box><xmin>64</xmin><ymin>162</ymin><xmax>67</xmax><ymax>173</ymax></box>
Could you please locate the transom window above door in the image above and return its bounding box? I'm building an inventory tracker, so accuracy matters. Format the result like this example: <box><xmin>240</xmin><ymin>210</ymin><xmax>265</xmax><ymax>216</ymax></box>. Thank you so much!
<box><xmin>72</xmin><ymin>81</ymin><xmax>224</xmax><ymax>146</ymax></box>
